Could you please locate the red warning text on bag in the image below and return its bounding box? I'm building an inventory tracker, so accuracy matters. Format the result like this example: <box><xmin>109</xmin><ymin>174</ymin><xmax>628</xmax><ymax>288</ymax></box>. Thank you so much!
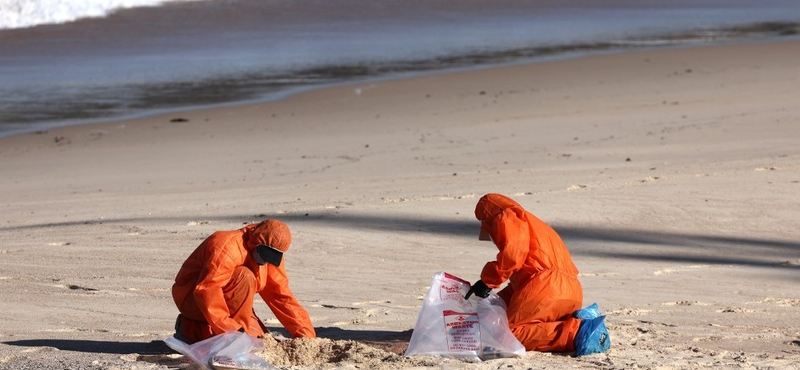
<box><xmin>439</xmin><ymin>278</ymin><xmax>474</xmax><ymax>310</ymax></box>
<box><xmin>443</xmin><ymin>310</ymin><xmax>481</xmax><ymax>352</ymax></box>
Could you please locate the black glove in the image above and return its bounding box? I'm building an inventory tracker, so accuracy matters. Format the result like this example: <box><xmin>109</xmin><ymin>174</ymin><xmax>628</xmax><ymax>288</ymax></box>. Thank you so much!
<box><xmin>465</xmin><ymin>280</ymin><xmax>491</xmax><ymax>299</ymax></box>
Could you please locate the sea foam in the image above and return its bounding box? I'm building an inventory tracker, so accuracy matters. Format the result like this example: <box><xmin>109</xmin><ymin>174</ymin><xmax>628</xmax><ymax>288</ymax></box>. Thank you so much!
<box><xmin>0</xmin><ymin>0</ymin><xmax>204</xmax><ymax>29</ymax></box>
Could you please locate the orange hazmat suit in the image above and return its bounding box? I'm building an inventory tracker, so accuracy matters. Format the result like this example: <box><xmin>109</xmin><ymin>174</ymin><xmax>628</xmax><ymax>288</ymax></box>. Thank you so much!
<box><xmin>172</xmin><ymin>219</ymin><xmax>315</xmax><ymax>343</ymax></box>
<box><xmin>474</xmin><ymin>193</ymin><xmax>583</xmax><ymax>352</ymax></box>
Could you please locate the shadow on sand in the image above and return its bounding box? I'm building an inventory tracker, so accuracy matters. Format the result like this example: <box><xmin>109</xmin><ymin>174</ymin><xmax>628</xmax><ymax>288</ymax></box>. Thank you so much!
<box><xmin>1</xmin><ymin>338</ymin><xmax>199</xmax><ymax>368</ymax></box>
<box><xmin>2</xmin><ymin>338</ymin><xmax>173</xmax><ymax>355</ymax></box>
<box><xmin>2</xmin><ymin>327</ymin><xmax>414</xmax><ymax>367</ymax></box>
<box><xmin>5</xmin><ymin>212</ymin><xmax>799</xmax><ymax>272</ymax></box>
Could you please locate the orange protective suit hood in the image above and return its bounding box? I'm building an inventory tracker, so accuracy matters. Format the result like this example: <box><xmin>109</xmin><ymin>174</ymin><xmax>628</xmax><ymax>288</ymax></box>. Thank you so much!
<box><xmin>246</xmin><ymin>219</ymin><xmax>292</xmax><ymax>252</ymax></box>
<box><xmin>475</xmin><ymin>193</ymin><xmax>527</xmax><ymax>225</ymax></box>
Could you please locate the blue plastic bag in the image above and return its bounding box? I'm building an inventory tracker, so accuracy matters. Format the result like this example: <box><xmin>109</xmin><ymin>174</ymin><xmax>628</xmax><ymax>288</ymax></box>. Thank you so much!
<box><xmin>573</xmin><ymin>303</ymin><xmax>611</xmax><ymax>356</ymax></box>
<box><xmin>573</xmin><ymin>302</ymin><xmax>602</xmax><ymax>320</ymax></box>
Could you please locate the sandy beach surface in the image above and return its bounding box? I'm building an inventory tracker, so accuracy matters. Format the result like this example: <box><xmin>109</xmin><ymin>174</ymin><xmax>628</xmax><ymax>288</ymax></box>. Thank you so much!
<box><xmin>1</xmin><ymin>39</ymin><xmax>799</xmax><ymax>369</ymax></box>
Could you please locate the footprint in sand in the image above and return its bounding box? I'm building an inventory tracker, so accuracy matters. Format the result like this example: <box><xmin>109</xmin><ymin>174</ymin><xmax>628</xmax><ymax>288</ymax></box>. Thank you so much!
<box><xmin>578</xmin><ymin>272</ymin><xmax>618</xmax><ymax>277</ymax></box>
<box><xmin>21</xmin><ymin>346</ymin><xmax>59</xmax><ymax>353</ymax></box>
<box><xmin>437</xmin><ymin>194</ymin><xmax>479</xmax><ymax>201</ymax></box>
<box><xmin>608</xmin><ymin>307</ymin><xmax>652</xmax><ymax>316</ymax></box>
<box><xmin>352</xmin><ymin>300</ymin><xmax>392</xmax><ymax>306</ymax></box>
<box><xmin>53</xmin><ymin>284</ymin><xmax>99</xmax><ymax>292</ymax></box>
<box><xmin>691</xmin><ymin>336</ymin><xmax>724</xmax><ymax>343</ymax></box>
<box><xmin>653</xmin><ymin>264</ymin><xmax>731</xmax><ymax>275</ymax></box>
<box><xmin>126</xmin><ymin>287</ymin><xmax>170</xmax><ymax>292</ymax></box>
<box><xmin>662</xmin><ymin>300</ymin><xmax>712</xmax><ymax>307</ymax></box>
<box><xmin>383</xmin><ymin>197</ymin><xmax>412</xmax><ymax>203</ymax></box>
<box><xmin>754</xmin><ymin>166</ymin><xmax>780</xmax><ymax>171</ymax></box>
<box><xmin>717</xmin><ymin>307</ymin><xmax>756</xmax><ymax>313</ymax></box>
<box><xmin>751</xmin><ymin>297</ymin><xmax>800</xmax><ymax>307</ymax></box>
<box><xmin>134</xmin><ymin>353</ymin><xmax>187</xmax><ymax>368</ymax></box>
<box><xmin>653</xmin><ymin>267</ymin><xmax>678</xmax><ymax>275</ymax></box>
<box><xmin>312</xmin><ymin>303</ymin><xmax>360</xmax><ymax>310</ymax></box>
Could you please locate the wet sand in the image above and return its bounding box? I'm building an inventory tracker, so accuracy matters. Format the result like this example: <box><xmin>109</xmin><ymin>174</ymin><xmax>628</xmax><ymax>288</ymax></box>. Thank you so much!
<box><xmin>3</xmin><ymin>0</ymin><xmax>799</xmax><ymax>134</ymax></box>
<box><xmin>0</xmin><ymin>39</ymin><xmax>799</xmax><ymax>369</ymax></box>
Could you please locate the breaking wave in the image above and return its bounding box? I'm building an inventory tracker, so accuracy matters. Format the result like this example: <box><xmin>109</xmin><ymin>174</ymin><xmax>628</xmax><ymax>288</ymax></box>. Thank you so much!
<box><xmin>0</xmin><ymin>0</ymin><xmax>205</xmax><ymax>29</ymax></box>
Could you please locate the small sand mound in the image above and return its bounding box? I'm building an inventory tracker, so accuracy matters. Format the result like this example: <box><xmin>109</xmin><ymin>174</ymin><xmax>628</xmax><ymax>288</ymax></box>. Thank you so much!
<box><xmin>258</xmin><ymin>335</ymin><xmax>402</xmax><ymax>366</ymax></box>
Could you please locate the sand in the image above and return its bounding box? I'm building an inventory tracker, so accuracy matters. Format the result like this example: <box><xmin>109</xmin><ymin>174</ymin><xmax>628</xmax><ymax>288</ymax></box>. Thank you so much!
<box><xmin>0</xmin><ymin>39</ymin><xmax>799</xmax><ymax>370</ymax></box>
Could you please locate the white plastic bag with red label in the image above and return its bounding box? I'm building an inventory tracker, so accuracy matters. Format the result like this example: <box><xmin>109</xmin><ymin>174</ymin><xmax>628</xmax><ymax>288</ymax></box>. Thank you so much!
<box><xmin>165</xmin><ymin>331</ymin><xmax>276</xmax><ymax>370</ymax></box>
<box><xmin>404</xmin><ymin>271</ymin><xmax>526</xmax><ymax>361</ymax></box>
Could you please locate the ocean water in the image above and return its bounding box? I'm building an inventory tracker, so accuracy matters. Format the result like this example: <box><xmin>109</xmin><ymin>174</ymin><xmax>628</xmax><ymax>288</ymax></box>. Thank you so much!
<box><xmin>0</xmin><ymin>0</ymin><xmax>204</xmax><ymax>29</ymax></box>
<box><xmin>1</xmin><ymin>0</ymin><xmax>799</xmax><ymax>138</ymax></box>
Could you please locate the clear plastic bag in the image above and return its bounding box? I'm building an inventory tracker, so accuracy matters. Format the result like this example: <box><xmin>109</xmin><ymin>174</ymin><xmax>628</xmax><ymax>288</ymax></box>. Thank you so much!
<box><xmin>404</xmin><ymin>272</ymin><xmax>526</xmax><ymax>361</ymax></box>
<box><xmin>165</xmin><ymin>331</ymin><xmax>277</xmax><ymax>370</ymax></box>
<box><xmin>476</xmin><ymin>294</ymin><xmax>526</xmax><ymax>360</ymax></box>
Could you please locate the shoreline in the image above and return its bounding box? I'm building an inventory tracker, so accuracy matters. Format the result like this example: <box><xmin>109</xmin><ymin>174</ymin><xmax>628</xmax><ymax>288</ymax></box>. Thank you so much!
<box><xmin>2</xmin><ymin>20</ymin><xmax>799</xmax><ymax>139</ymax></box>
<box><xmin>1</xmin><ymin>38</ymin><xmax>799</xmax><ymax>370</ymax></box>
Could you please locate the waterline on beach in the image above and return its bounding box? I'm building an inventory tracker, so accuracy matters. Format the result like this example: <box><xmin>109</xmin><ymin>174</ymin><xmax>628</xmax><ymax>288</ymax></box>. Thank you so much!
<box><xmin>0</xmin><ymin>7</ymin><xmax>800</xmax><ymax>137</ymax></box>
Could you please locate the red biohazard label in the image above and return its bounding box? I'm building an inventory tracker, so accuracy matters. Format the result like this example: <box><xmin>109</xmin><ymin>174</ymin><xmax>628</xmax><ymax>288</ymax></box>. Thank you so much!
<box><xmin>439</xmin><ymin>282</ymin><xmax>465</xmax><ymax>301</ymax></box>
<box><xmin>438</xmin><ymin>274</ymin><xmax>473</xmax><ymax>309</ymax></box>
<box><xmin>443</xmin><ymin>272</ymin><xmax>471</xmax><ymax>285</ymax></box>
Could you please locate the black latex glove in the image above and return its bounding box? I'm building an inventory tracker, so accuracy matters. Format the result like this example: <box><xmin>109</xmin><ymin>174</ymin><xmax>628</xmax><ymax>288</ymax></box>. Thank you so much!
<box><xmin>465</xmin><ymin>280</ymin><xmax>492</xmax><ymax>299</ymax></box>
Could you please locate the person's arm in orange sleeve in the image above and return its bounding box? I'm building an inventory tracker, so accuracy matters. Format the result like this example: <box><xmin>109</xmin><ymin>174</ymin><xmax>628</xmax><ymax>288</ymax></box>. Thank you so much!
<box><xmin>193</xmin><ymin>253</ymin><xmax>242</xmax><ymax>335</ymax></box>
<box><xmin>260</xmin><ymin>263</ymin><xmax>316</xmax><ymax>338</ymax></box>
<box><xmin>480</xmin><ymin>209</ymin><xmax>529</xmax><ymax>288</ymax></box>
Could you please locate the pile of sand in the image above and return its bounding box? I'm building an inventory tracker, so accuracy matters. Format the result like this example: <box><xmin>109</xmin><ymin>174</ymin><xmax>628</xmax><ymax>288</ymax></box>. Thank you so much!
<box><xmin>259</xmin><ymin>335</ymin><xmax>402</xmax><ymax>367</ymax></box>
<box><xmin>256</xmin><ymin>335</ymin><xmax>452</xmax><ymax>369</ymax></box>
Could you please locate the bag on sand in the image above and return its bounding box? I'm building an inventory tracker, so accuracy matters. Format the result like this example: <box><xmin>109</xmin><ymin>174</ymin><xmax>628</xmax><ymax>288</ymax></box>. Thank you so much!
<box><xmin>404</xmin><ymin>271</ymin><xmax>526</xmax><ymax>362</ymax></box>
<box><xmin>165</xmin><ymin>331</ymin><xmax>276</xmax><ymax>370</ymax></box>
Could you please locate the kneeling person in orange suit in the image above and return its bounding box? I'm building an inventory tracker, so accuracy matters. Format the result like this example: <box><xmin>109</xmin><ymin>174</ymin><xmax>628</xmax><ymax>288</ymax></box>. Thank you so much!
<box><xmin>465</xmin><ymin>194</ymin><xmax>609</xmax><ymax>356</ymax></box>
<box><xmin>172</xmin><ymin>219</ymin><xmax>316</xmax><ymax>343</ymax></box>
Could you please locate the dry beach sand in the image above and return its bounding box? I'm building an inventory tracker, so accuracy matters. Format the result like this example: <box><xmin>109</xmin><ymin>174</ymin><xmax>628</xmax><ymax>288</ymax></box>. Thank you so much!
<box><xmin>1</xmin><ymin>39</ymin><xmax>799</xmax><ymax>369</ymax></box>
